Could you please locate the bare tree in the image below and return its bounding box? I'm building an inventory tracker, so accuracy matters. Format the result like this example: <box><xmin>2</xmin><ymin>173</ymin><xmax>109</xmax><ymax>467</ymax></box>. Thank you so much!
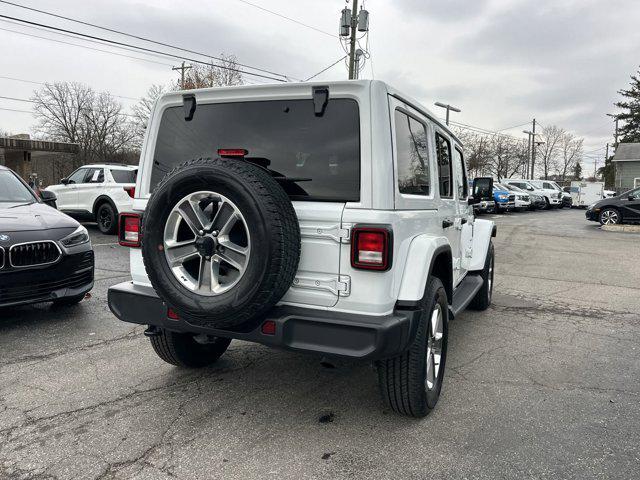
<box><xmin>132</xmin><ymin>84</ymin><xmax>166</xmax><ymax>146</ymax></box>
<box><xmin>557</xmin><ymin>132</ymin><xmax>583</xmax><ymax>182</ymax></box>
<box><xmin>181</xmin><ymin>54</ymin><xmax>244</xmax><ymax>90</ymax></box>
<box><xmin>536</xmin><ymin>125</ymin><xmax>564</xmax><ymax>179</ymax></box>
<box><xmin>32</xmin><ymin>82</ymin><xmax>136</xmax><ymax>167</ymax></box>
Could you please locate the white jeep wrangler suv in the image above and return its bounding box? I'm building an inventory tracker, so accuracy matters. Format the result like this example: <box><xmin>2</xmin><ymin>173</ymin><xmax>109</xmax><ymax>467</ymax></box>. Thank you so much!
<box><xmin>108</xmin><ymin>80</ymin><xmax>496</xmax><ymax>417</ymax></box>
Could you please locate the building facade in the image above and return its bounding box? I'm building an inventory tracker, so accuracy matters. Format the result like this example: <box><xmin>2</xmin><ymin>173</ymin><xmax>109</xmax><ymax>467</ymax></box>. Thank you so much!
<box><xmin>612</xmin><ymin>143</ymin><xmax>640</xmax><ymax>193</ymax></box>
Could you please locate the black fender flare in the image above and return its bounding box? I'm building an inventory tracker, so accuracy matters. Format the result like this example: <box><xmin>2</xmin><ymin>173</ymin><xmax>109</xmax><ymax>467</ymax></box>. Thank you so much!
<box><xmin>92</xmin><ymin>195</ymin><xmax>119</xmax><ymax>219</ymax></box>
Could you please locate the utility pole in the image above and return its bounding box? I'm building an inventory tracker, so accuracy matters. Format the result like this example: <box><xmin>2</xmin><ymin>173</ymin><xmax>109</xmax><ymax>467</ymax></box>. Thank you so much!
<box><xmin>523</xmin><ymin>130</ymin><xmax>533</xmax><ymax>177</ymax></box>
<box><xmin>614</xmin><ymin>118</ymin><xmax>619</xmax><ymax>147</ymax></box>
<box><xmin>434</xmin><ymin>102</ymin><xmax>462</xmax><ymax>126</ymax></box>
<box><xmin>347</xmin><ymin>0</ymin><xmax>359</xmax><ymax>79</ymax></box>
<box><xmin>530</xmin><ymin>118</ymin><xmax>537</xmax><ymax>179</ymax></box>
<box><xmin>340</xmin><ymin>1</ymin><xmax>369</xmax><ymax>79</ymax></box>
<box><xmin>172</xmin><ymin>61</ymin><xmax>192</xmax><ymax>89</ymax></box>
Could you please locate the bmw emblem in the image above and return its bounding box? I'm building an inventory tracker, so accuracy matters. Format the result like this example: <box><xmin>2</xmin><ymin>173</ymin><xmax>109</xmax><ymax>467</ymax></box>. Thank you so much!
<box><xmin>0</xmin><ymin>234</ymin><xmax>9</xmax><ymax>242</ymax></box>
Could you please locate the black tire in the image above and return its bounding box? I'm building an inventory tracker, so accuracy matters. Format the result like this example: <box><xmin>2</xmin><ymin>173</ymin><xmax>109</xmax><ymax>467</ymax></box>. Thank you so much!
<box><xmin>377</xmin><ymin>276</ymin><xmax>449</xmax><ymax>418</ymax></box>
<box><xmin>96</xmin><ymin>202</ymin><xmax>117</xmax><ymax>234</ymax></box>
<box><xmin>469</xmin><ymin>242</ymin><xmax>494</xmax><ymax>311</ymax></box>
<box><xmin>52</xmin><ymin>294</ymin><xmax>86</xmax><ymax>306</ymax></box>
<box><xmin>599</xmin><ymin>207</ymin><xmax>621</xmax><ymax>226</ymax></box>
<box><xmin>150</xmin><ymin>329</ymin><xmax>231</xmax><ymax>368</ymax></box>
<box><xmin>142</xmin><ymin>157</ymin><xmax>301</xmax><ymax>332</ymax></box>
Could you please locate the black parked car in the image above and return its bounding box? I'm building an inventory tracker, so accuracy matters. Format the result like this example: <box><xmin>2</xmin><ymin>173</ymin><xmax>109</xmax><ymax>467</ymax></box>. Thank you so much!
<box><xmin>586</xmin><ymin>186</ymin><xmax>640</xmax><ymax>225</ymax></box>
<box><xmin>0</xmin><ymin>166</ymin><xmax>94</xmax><ymax>308</ymax></box>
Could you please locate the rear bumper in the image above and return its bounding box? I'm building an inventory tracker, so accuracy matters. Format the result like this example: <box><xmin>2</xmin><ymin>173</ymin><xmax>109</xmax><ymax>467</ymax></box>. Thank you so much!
<box><xmin>108</xmin><ymin>282</ymin><xmax>421</xmax><ymax>361</ymax></box>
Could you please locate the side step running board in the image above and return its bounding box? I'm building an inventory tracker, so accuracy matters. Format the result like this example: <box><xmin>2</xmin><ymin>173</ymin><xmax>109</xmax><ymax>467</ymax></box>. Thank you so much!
<box><xmin>450</xmin><ymin>275</ymin><xmax>484</xmax><ymax>319</ymax></box>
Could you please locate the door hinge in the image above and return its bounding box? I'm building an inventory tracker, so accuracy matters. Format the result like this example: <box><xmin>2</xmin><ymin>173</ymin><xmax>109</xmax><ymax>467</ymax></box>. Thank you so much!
<box><xmin>292</xmin><ymin>274</ymin><xmax>351</xmax><ymax>296</ymax></box>
<box><xmin>299</xmin><ymin>224</ymin><xmax>350</xmax><ymax>243</ymax></box>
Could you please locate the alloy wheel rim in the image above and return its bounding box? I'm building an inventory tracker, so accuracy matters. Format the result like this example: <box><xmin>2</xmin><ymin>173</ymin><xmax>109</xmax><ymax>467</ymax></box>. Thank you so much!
<box><xmin>602</xmin><ymin>210</ymin><xmax>619</xmax><ymax>225</ymax></box>
<box><xmin>426</xmin><ymin>303</ymin><xmax>444</xmax><ymax>391</ymax></box>
<box><xmin>100</xmin><ymin>209</ymin><xmax>112</xmax><ymax>228</ymax></box>
<box><xmin>163</xmin><ymin>191</ymin><xmax>251</xmax><ymax>296</ymax></box>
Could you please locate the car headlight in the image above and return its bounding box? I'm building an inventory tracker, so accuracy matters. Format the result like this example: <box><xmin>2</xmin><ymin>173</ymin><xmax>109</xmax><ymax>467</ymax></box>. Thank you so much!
<box><xmin>498</xmin><ymin>194</ymin><xmax>508</xmax><ymax>200</ymax></box>
<box><xmin>60</xmin><ymin>225</ymin><xmax>90</xmax><ymax>247</ymax></box>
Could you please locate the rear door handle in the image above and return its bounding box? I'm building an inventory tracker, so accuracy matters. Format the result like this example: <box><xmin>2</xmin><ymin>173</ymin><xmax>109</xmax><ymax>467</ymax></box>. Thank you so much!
<box><xmin>442</xmin><ymin>219</ymin><xmax>454</xmax><ymax>229</ymax></box>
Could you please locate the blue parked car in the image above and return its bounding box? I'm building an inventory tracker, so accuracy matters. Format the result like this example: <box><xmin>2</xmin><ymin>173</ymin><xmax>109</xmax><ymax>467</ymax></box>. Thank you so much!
<box><xmin>492</xmin><ymin>185</ymin><xmax>515</xmax><ymax>213</ymax></box>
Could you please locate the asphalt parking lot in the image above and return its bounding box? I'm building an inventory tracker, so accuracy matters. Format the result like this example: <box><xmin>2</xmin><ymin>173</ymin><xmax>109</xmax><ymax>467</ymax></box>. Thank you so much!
<box><xmin>1</xmin><ymin>208</ymin><xmax>639</xmax><ymax>479</ymax></box>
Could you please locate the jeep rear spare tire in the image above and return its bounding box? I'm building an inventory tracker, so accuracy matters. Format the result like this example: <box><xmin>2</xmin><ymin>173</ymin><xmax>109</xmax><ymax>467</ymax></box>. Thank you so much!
<box><xmin>142</xmin><ymin>157</ymin><xmax>301</xmax><ymax>332</ymax></box>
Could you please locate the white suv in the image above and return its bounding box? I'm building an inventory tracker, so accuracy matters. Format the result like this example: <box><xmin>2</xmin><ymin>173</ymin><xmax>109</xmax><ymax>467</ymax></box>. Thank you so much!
<box><xmin>46</xmin><ymin>164</ymin><xmax>137</xmax><ymax>234</ymax></box>
<box><xmin>108</xmin><ymin>81</ymin><xmax>496</xmax><ymax>417</ymax></box>
<box><xmin>525</xmin><ymin>180</ymin><xmax>563</xmax><ymax>208</ymax></box>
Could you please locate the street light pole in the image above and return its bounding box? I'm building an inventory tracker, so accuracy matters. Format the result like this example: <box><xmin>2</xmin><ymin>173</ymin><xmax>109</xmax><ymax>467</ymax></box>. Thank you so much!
<box><xmin>434</xmin><ymin>102</ymin><xmax>461</xmax><ymax>126</ymax></box>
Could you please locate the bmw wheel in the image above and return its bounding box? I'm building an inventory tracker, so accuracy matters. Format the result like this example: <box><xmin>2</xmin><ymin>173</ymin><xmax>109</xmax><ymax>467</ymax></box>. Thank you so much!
<box><xmin>599</xmin><ymin>208</ymin><xmax>620</xmax><ymax>225</ymax></box>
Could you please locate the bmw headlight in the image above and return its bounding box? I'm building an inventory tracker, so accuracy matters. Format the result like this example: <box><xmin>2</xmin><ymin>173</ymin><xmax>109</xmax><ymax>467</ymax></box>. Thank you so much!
<box><xmin>60</xmin><ymin>225</ymin><xmax>90</xmax><ymax>247</ymax></box>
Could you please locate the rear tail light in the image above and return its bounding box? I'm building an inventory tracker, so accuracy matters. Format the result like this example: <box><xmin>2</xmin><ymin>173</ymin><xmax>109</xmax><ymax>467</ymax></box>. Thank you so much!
<box><xmin>123</xmin><ymin>186</ymin><xmax>135</xmax><ymax>198</ymax></box>
<box><xmin>167</xmin><ymin>308</ymin><xmax>179</xmax><ymax>320</ymax></box>
<box><xmin>118</xmin><ymin>213</ymin><xmax>142</xmax><ymax>247</ymax></box>
<box><xmin>351</xmin><ymin>226</ymin><xmax>392</xmax><ymax>271</ymax></box>
<box><xmin>261</xmin><ymin>320</ymin><xmax>276</xmax><ymax>335</ymax></box>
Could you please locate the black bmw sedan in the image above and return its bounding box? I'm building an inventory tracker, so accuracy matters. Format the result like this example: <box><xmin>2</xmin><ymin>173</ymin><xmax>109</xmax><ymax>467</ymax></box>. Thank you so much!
<box><xmin>0</xmin><ymin>165</ymin><xmax>94</xmax><ymax>307</ymax></box>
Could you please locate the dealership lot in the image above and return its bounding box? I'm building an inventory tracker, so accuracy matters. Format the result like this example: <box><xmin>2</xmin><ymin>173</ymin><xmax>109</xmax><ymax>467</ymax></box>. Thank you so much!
<box><xmin>1</xmin><ymin>209</ymin><xmax>639</xmax><ymax>479</ymax></box>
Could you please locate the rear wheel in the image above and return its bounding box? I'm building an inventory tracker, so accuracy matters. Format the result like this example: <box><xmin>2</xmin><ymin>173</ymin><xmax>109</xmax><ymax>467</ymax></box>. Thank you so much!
<box><xmin>96</xmin><ymin>203</ymin><xmax>117</xmax><ymax>234</ymax></box>
<box><xmin>150</xmin><ymin>329</ymin><xmax>231</xmax><ymax>368</ymax></box>
<box><xmin>599</xmin><ymin>208</ymin><xmax>621</xmax><ymax>225</ymax></box>
<box><xmin>377</xmin><ymin>276</ymin><xmax>449</xmax><ymax>417</ymax></box>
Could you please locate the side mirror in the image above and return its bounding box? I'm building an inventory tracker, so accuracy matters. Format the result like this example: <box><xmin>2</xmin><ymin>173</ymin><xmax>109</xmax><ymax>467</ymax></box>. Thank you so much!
<box><xmin>61</xmin><ymin>177</ymin><xmax>69</xmax><ymax>185</ymax></box>
<box><xmin>472</xmin><ymin>177</ymin><xmax>493</xmax><ymax>201</ymax></box>
<box><xmin>40</xmin><ymin>190</ymin><xmax>57</xmax><ymax>207</ymax></box>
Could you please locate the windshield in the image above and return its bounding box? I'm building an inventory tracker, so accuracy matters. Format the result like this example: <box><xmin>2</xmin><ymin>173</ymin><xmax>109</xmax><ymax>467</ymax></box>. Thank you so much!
<box><xmin>0</xmin><ymin>170</ymin><xmax>36</xmax><ymax>203</ymax></box>
<box><xmin>623</xmin><ymin>187</ymin><xmax>640</xmax><ymax>199</ymax></box>
<box><xmin>151</xmin><ymin>99</ymin><xmax>361</xmax><ymax>202</ymax></box>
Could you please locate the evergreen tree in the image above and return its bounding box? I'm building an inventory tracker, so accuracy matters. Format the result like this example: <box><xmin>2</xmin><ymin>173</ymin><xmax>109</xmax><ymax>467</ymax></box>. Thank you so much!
<box><xmin>614</xmin><ymin>67</ymin><xmax>640</xmax><ymax>143</ymax></box>
<box><xmin>573</xmin><ymin>161</ymin><xmax>582</xmax><ymax>180</ymax></box>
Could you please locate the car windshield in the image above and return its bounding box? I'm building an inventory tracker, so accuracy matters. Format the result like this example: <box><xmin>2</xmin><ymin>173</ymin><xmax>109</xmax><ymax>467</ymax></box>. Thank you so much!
<box><xmin>0</xmin><ymin>170</ymin><xmax>36</xmax><ymax>203</ymax></box>
<box><xmin>623</xmin><ymin>187</ymin><xmax>640</xmax><ymax>199</ymax></box>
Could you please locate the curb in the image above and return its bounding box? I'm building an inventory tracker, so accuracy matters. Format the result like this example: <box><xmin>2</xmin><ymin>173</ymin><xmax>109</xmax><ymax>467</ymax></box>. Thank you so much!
<box><xmin>601</xmin><ymin>224</ymin><xmax>640</xmax><ymax>234</ymax></box>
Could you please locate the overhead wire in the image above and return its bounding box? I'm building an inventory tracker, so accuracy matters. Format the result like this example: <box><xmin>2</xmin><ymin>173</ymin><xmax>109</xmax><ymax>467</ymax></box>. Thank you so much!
<box><xmin>0</xmin><ymin>0</ymin><xmax>295</xmax><ymax>80</ymax></box>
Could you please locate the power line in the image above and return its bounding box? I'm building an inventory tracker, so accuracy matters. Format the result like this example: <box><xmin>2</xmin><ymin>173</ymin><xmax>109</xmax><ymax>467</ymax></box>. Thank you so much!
<box><xmin>0</xmin><ymin>94</ymin><xmax>137</xmax><ymax>118</ymax></box>
<box><xmin>0</xmin><ymin>23</ymin><xmax>174</xmax><ymax>70</ymax></box>
<box><xmin>0</xmin><ymin>106</ymin><xmax>31</xmax><ymax>113</ymax></box>
<box><xmin>0</xmin><ymin>0</ymin><xmax>295</xmax><ymax>80</ymax></box>
<box><xmin>0</xmin><ymin>74</ymin><xmax>140</xmax><ymax>101</ymax></box>
<box><xmin>230</xmin><ymin>0</ymin><xmax>337</xmax><ymax>38</ymax></box>
<box><xmin>305</xmin><ymin>56</ymin><xmax>348</xmax><ymax>81</ymax></box>
<box><xmin>496</xmin><ymin>121</ymin><xmax>531</xmax><ymax>132</ymax></box>
<box><xmin>0</xmin><ymin>12</ymin><xmax>288</xmax><ymax>82</ymax></box>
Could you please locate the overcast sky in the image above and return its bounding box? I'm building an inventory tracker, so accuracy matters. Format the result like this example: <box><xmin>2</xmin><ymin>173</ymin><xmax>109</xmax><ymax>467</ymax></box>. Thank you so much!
<box><xmin>1</xmin><ymin>0</ymin><xmax>639</xmax><ymax>172</ymax></box>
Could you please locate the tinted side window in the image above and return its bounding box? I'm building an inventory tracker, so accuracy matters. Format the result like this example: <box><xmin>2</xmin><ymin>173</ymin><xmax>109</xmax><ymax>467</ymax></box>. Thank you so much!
<box><xmin>454</xmin><ymin>147</ymin><xmax>468</xmax><ymax>198</ymax></box>
<box><xmin>435</xmin><ymin>133</ymin><xmax>453</xmax><ymax>198</ymax></box>
<box><xmin>111</xmin><ymin>169</ymin><xmax>137</xmax><ymax>183</ymax></box>
<box><xmin>543</xmin><ymin>182</ymin><xmax>553</xmax><ymax>189</ymax></box>
<box><xmin>394</xmin><ymin>110</ymin><xmax>430</xmax><ymax>196</ymax></box>
<box><xmin>67</xmin><ymin>169</ymin><xmax>87</xmax><ymax>184</ymax></box>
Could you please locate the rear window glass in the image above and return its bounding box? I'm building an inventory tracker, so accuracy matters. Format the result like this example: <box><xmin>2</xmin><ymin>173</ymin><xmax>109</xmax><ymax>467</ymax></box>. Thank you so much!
<box><xmin>151</xmin><ymin>99</ymin><xmax>360</xmax><ymax>201</ymax></box>
<box><xmin>111</xmin><ymin>169</ymin><xmax>137</xmax><ymax>183</ymax></box>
